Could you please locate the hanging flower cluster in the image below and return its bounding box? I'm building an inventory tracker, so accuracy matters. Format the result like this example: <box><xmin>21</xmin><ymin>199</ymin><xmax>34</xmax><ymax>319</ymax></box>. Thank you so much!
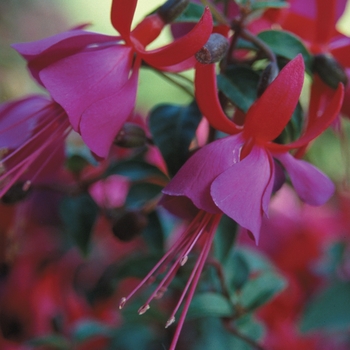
<box><xmin>0</xmin><ymin>0</ymin><xmax>349</xmax><ymax>349</ymax></box>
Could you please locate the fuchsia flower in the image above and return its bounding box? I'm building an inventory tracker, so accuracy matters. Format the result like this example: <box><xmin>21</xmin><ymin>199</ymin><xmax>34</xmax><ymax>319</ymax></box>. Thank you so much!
<box><xmin>256</xmin><ymin>0</ymin><xmax>350</xmax><ymax>120</ymax></box>
<box><xmin>0</xmin><ymin>95</ymin><xmax>70</xmax><ymax>199</ymax></box>
<box><xmin>163</xmin><ymin>55</ymin><xmax>344</xmax><ymax>242</ymax></box>
<box><xmin>13</xmin><ymin>0</ymin><xmax>213</xmax><ymax>158</ymax></box>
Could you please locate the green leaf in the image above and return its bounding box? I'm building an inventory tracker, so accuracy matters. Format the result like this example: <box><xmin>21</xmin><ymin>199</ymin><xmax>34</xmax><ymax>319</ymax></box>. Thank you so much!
<box><xmin>240</xmin><ymin>271</ymin><xmax>287</xmax><ymax>311</ymax></box>
<box><xmin>217</xmin><ymin>66</ymin><xmax>260</xmax><ymax>112</ymax></box>
<box><xmin>73</xmin><ymin>320</ymin><xmax>111</xmax><ymax>343</ymax></box>
<box><xmin>257</xmin><ymin>30</ymin><xmax>313</xmax><ymax>74</ymax></box>
<box><xmin>27</xmin><ymin>335</ymin><xmax>70</xmax><ymax>349</ymax></box>
<box><xmin>187</xmin><ymin>292</ymin><xmax>234</xmax><ymax>320</ymax></box>
<box><xmin>65</xmin><ymin>154</ymin><xmax>89</xmax><ymax>174</ymax></box>
<box><xmin>301</xmin><ymin>281</ymin><xmax>350</xmax><ymax>332</ymax></box>
<box><xmin>149</xmin><ymin>100</ymin><xmax>202</xmax><ymax>177</ymax></box>
<box><xmin>251</xmin><ymin>1</ymin><xmax>288</xmax><ymax>10</ymax></box>
<box><xmin>175</xmin><ymin>3</ymin><xmax>205</xmax><ymax>22</ymax></box>
<box><xmin>125</xmin><ymin>183</ymin><xmax>163</xmax><ymax>209</ymax></box>
<box><xmin>142</xmin><ymin>210</ymin><xmax>165</xmax><ymax>253</ymax></box>
<box><xmin>60</xmin><ymin>194</ymin><xmax>98</xmax><ymax>255</ymax></box>
<box><xmin>106</xmin><ymin>159</ymin><xmax>168</xmax><ymax>182</ymax></box>
<box><xmin>224</xmin><ymin>250</ymin><xmax>250</xmax><ymax>291</ymax></box>
<box><xmin>214</xmin><ymin>215</ymin><xmax>238</xmax><ymax>263</ymax></box>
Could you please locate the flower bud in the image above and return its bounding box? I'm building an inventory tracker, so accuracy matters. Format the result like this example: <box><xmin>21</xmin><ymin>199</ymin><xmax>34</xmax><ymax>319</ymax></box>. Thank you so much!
<box><xmin>157</xmin><ymin>0</ymin><xmax>190</xmax><ymax>24</ymax></box>
<box><xmin>313</xmin><ymin>53</ymin><xmax>348</xmax><ymax>89</ymax></box>
<box><xmin>195</xmin><ymin>33</ymin><xmax>229</xmax><ymax>64</ymax></box>
<box><xmin>112</xmin><ymin>210</ymin><xmax>148</xmax><ymax>241</ymax></box>
<box><xmin>257</xmin><ymin>62</ymin><xmax>279</xmax><ymax>97</ymax></box>
<box><xmin>114</xmin><ymin>123</ymin><xmax>147</xmax><ymax>148</ymax></box>
<box><xmin>1</xmin><ymin>182</ymin><xmax>31</xmax><ymax>205</ymax></box>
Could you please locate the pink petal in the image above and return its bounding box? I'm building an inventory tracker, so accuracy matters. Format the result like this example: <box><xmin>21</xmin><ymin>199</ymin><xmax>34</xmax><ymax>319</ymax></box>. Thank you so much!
<box><xmin>0</xmin><ymin>95</ymin><xmax>51</xmax><ymax>149</ymax></box>
<box><xmin>12</xmin><ymin>30</ymin><xmax>117</xmax><ymax>85</ymax></box>
<box><xmin>79</xmin><ymin>58</ymin><xmax>140</xmax><ymax>158</ymax></box>
<box><xmin>195</xmin><ymin>63</ymin><xmax>242</xmax><ymax>134</ymax></box>
<box><xmin>39</xmin><ymin>45</ymin><xmax>133</xmax><ymax>131</ymax></box>
<box><xmin>110</xmin><ymin>0</ymin><xmax>137</xmax><ymax>41</ymax></box>
<box><xmin>139</xmin><ymin>7</ymin><xmax>213</xmax><ymax>68</ymax></box>
<box><xmin>211</xmin><ymin>146</ymin><xmax>273</xmax><ymax>243</ymax></box>
<box><xmin>162</xmin><ymin>135</ymin><xmax>244</xmax><ymax>214</ymax></box>
<box><xmin>267</xmin><ymin>83</ymin><xmax>343</xmax><ymax>152</ymax></box>
<box><xmin>243</xmin><ymin>55</ymin><xmax>304</xmax><ymax>142</ymax></box>
<box><xmin>275</xmin><ymin>152</ymin><xmax>335</xmax><ymax>205</ymax></box>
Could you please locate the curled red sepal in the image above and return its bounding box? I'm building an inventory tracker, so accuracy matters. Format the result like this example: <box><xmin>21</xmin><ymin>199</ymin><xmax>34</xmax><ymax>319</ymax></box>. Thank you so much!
<box><xmin>110</xmin><ymin>0</ymin><xmax>137</xmax><ymax>41</ymax></box>
<box><xmin>139</xmin><ymin>7</ymin><xmax>213</xmax><ymax>68</ymax></box>
<box><xmin>243</xmin><ymin>55</ymin><xmax>305</xmax><ymax>142</ymax></box>
<box><xmin>194</xmin><ymin>63</ymin><xmax>242</xmax><ymax>135</ymax></box>
<box><xmin>268</xmin><ymin>83</ymin><xmax>344</xmax><ymax>153</ymax></box>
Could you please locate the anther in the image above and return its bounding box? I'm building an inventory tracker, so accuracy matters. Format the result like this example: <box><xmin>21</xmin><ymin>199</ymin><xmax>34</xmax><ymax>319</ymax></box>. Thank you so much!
<box><xmin>138</xmin><ymin>304</ymin><xmax>150</xmax><ymax>315</ymax></box>
<box><xmin>119</xmin><ymin>297</ymin><xmax>127</xmax><ymax>309</ymax></box>
<box><xmin>165</xmin><ymin>317</ymin><xmax>176</xmax><ymax>328</ymax></box>
<box><xmin>180</xmin><ymin>255</ymin><xmax>188</xmax><ymax>266</ymax></box>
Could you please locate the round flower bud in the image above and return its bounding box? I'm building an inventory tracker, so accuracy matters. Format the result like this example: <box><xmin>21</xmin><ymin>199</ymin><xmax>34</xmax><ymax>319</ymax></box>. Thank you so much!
<box><xmin>112</xmin><ymin>210</ymin><xmax>148</xmax><ymax>242</ymax></box>
<box><xmin>157</xmin><ymin>0</ymin><xmax>190</xmax><ymax>24</ymax></box>
<box><xmin>1</xmin><ymin>182</ymin><xmax>31</xmax><ymax>205</ymax></box>
<box><xmin>257</xmin><ymin>62</ymin><xmax>279</xmax><ymax>97</ymax></box>
<box><xmin>195</xmin><ymin>33</ymin><xmax>229</xmax><ymax>64</ymax></box>
<box><xmin>313</xmin><ymin>53</ymin><xmax>348</xmax><ymax>89</ymax></box>
<box><xmin>114</xmin><ymin>123</ymin><xmax>147</xmax><ymax>148</ymax></box>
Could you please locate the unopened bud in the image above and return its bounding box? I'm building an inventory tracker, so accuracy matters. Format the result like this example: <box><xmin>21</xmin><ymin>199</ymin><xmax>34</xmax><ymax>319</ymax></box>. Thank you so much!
<box><xmin>112</xmin><ymin>210</ymin><xmax>148</xmax><ymax>242</ymax></box>
<box><xmin>114</xmin><ymin>123</ymin><xmax>147</xmax><ymax>148</ymax></box>
<box><xmin>1</xmin><ymin>182</ymin><xmax>32</xmax><ymax>205</ymax></box>
<box><xmin>257</xmin><ymin>62</ymin><xmax>279</xmax><ymax>97</ymax></box>
<box><xmin>313</xmin><ymin>53</ymin><xmax>348</xmax><ymax>89</ymax></box>
<box><xmin>195</xmin><ymin>33</ymin><xmax>229</xmax><ymax>64</ymax></box>
<box><xmin>157</xmin><ymin>0</ymin><xmax>190</xmax><ymax>24</ymax></box>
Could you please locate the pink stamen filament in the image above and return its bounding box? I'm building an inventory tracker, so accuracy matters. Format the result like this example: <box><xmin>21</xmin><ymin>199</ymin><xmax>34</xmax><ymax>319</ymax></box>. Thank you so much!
<box><xmin>169</xmin><ymin>214</ymin><xmax>221</xmax><ymax>350</ymax></box>
<box><xmin>119</xmin><ymin>211</ymin><xmax>208</xmax><ymax>306</ymax></box>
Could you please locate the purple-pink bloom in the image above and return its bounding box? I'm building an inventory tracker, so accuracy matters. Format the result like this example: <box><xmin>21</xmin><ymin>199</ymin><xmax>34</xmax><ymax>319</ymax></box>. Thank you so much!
<box><xmin>13</xmin><ymin>0</ymin><xmax>213</xmax><ymax>158</ymax></box>
<box><xmin>162</xmin><ymin>55</ymin><xmax>344</xmax><ymax>243</ymax></box>
<box><xmin>0</xmin><ymin>95</ymin><xmax>70</xmax><ymax>198</ymax></box>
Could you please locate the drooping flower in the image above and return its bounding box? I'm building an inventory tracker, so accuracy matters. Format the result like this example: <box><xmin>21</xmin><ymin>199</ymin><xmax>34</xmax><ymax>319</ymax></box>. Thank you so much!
<box><xmin>0</xmin><ymin>95</ymin><xmax>70</xmax><ymax>199</ymax></box>
<box><xmin>253</xmin><ymin>0</ymin><xmax>350</xmax><ymax>122</ymax></box>
<box><xmin>12</xmin><ymin>0</ymin><xmax>213</xmax><ymax>158</ymax></box>
<box><xmin>163</xmin><ymin>55</ymin><xmax>344</xmax><ymax>243</ymax></box>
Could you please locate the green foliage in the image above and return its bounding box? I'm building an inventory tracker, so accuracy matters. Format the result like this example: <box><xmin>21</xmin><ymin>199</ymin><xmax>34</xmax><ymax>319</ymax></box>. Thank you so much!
<box><xmin>176</xmin><ymin>3</ymin><xmax>206</xmax><ymax>22</ymax></box>
<box><xmin>217</xmin><ymin>66</ymin><xmax>260</xmax><ymax>113</ymax></box>
<box><xmin>187</xmin><ymin>292</ymin><xmax>234</xmax><ymax>319</ymax></box>
<box><xmin>301</xmin><ymin>281</ymin><xmax>350</xmax><ymax>332</ymax></box>
<box><xmin>60</xmin><ymin>193</ymin><xmax>99</xmax><ymax>255</ymax></box>
<box><xmin>149</xmin><ymin>100</ymin><xmax>202</xmax><ymax>177</ymax></box>
<box><xmin>258</xmin><ymin>30</ymin><xmax>313</xmax><ymax>73</ymax></box>
<box><xmin>27</xmin><ymin>334</ymin><xmax>70</xmax><ymax>349</ymax></box>
<box><xmin>239</xmin><ymin>271</ymin><xmax>287</xmax><ymax>311</ymax></box>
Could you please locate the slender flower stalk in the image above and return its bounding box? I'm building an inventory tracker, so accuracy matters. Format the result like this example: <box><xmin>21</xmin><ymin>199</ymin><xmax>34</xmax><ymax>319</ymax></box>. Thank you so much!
<box><xmin>119</xmin><ymin>210</ymin><xmax>221</xmax><ymax>349</ymax></box>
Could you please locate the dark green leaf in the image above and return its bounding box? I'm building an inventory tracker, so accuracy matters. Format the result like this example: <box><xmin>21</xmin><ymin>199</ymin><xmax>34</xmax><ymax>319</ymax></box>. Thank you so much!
<box><xmin>175</xmin><ymin>3</ymin><xmax>205</xmax><ymax>22</ymax></box>
<box><xmin>106</xmin><ymin>159</ymin><xmax>168</xmax><ymax>182</ymax></box>
<box><xmin>149</xmin><ymin>100</ymin><xmax>202</xmax><ymax>177</ymax></box>
<box><xmin>214</xmin><ymin>215</ymin><xmax>238</xmax><ymax>263</ymax></box>
<box><xmin>217</xmin><ymin>66</ymin><xmax>259</xmax><ymax>112</ymax></box>
<box><xmin>60</xmin><ymin>194</ymin><xmax>98</xmax><ymax>255</ymax></box>
<box><xmin>258</xmin><ymin>30</ymin><xmax>313</xmax><ymax>74</ymax></box>
<box><xmin>187</xmin><ymin>292</ymin><xmax>234</xmax><ymax>319</ymax></box>
<box><xmin>142</xmin><ymin>210</ymin><xmax>165</xmax><ymax>253</ymax></box>
<box><xmin>301</xmin><ymin>281</ymin><xmax>350</xmax><ymax>332</ymax></box>
<box><xmin>125</xmin><ymin>183</ymin><xmax>163</xmax><ymax>209</ymax></box>
<box><xmin>65</xmin><ymin>154</ymin><xmax>89</xmax><ymax>174</ymax></box>
<box><xmin>240</xmin><ymin>271</ymin><xmax>287</xmax><ymax>311</ymax></box>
